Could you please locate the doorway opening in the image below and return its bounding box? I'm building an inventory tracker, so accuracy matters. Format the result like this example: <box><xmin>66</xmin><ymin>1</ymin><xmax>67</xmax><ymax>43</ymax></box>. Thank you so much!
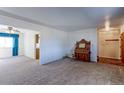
<box><xmin>35</xmin><ymin>34</ymin><xmax>40</xmax><ymax>61</ymax></box>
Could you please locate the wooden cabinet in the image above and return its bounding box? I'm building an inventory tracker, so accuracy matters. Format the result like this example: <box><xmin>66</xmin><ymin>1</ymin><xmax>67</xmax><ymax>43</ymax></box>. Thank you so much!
<box><xmin>36</xmin><ymin>48</ymin><xmax>40</xmax><ymax>59</ymax></box>
<box><xmin>74</xmin><ymin>39</ymin><xmax>91</xmax><ymax>62</ymax></box>
<box><xmin>121</xmin><ymin>32</ymin><xmax>124</xmax><ymax>63</ymax></box>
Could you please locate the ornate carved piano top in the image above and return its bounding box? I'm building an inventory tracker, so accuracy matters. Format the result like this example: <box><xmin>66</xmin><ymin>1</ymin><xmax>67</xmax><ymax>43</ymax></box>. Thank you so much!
<box><xmin>75</xmin><ymin>39</ymin><xmax>90</xmax><ymax>50</ymax></box>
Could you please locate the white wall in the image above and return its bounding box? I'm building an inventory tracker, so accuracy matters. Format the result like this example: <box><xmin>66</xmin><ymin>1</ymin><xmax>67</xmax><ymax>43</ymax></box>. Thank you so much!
<box><xmin>40</xmin><ymin>27</ymin><xmax>67</xmax><ymax>64</ymax></box>
<box><xmin>67</xmin><ymin>28</ymin><xmax>97</xmax><ymax>62</ymax></box>
<box><xmin>21</xmin><ymin>27</ymin><xmax>67</xmax><ymax>64</ymax></box>
<box><xmin>19</xmin><ymin>33</ymin><xmax>24</xmax><ymax>56</ymax></box>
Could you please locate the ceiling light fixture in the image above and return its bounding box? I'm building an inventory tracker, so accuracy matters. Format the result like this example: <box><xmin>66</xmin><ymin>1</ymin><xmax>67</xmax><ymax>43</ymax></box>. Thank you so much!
<box><xmin>8</xmin><ymin>26</ymin><xmax>14</xmax><ymax>34</ymax></box>
<box><xmin>0</xmin><ymin>25</ymin><xmax>20</xmax><ymax>34</ymax></box>
<box><xmin>105</xmin><ymin>20</ymin><xmax>110</xmax><ymax>31</ymax></box>
<box><xmin>7</xmin><ymin>26</ymin><xmax>20</xmax><ymax>34</ymax></box>
<box><xmin>105</xmin><ymin>16</ymin><xmax>110</xmax><ymax>31</ymax></box>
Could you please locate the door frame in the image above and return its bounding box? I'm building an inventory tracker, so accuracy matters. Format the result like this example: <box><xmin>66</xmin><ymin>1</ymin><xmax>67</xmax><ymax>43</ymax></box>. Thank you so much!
<box><xmin>35</xmin><ymin>34</ymin><xmax>40</xmax><ymax>60</ymax></box>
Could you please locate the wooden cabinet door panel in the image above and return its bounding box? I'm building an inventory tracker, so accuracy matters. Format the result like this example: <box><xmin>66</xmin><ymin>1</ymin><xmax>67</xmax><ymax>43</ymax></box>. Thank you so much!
<box><xmin>121</xmin><ymin>32</ymin><xmax>124</xmax><ymax>63</ymax></box>
<box><xmin>36</xmin><ymin>48</ymin><xmax>39</xmax><ymax>60</ymax></box>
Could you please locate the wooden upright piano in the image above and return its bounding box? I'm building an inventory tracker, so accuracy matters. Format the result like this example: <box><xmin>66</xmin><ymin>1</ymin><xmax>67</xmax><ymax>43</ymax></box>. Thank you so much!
<box><xmin>74</xmin><ymin>39</ymin><xmax>91</xmax><ymax>62</ymax></box>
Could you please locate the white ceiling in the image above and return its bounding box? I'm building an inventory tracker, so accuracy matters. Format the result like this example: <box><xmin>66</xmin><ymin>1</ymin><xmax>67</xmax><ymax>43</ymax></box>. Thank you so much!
<box><xmin>0</xmin><ymin>7</ymin><xmax>124</xmax><ymax>31</ymax></box>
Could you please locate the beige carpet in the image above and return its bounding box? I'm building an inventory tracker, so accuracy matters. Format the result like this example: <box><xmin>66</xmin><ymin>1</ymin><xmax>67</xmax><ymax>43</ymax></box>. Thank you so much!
<box><xmin>0</xmin><ymin>56</ymin><xmax>124</xmax><ymax>85</ymax></box>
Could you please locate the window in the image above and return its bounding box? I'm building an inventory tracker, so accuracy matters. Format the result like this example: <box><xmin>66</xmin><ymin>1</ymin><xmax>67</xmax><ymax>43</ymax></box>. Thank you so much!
<box><xmin>0</xmin><ymin>37</ymin><xmax>13</xmax><ymax>48</ymax></box>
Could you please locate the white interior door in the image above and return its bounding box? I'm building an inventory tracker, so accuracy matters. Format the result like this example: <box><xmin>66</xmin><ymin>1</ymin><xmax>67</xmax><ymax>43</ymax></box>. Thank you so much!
<box><xmin>98</xmin><ymin>29</ymin><xmax>120</xmax><ymax>59</ymax></box>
